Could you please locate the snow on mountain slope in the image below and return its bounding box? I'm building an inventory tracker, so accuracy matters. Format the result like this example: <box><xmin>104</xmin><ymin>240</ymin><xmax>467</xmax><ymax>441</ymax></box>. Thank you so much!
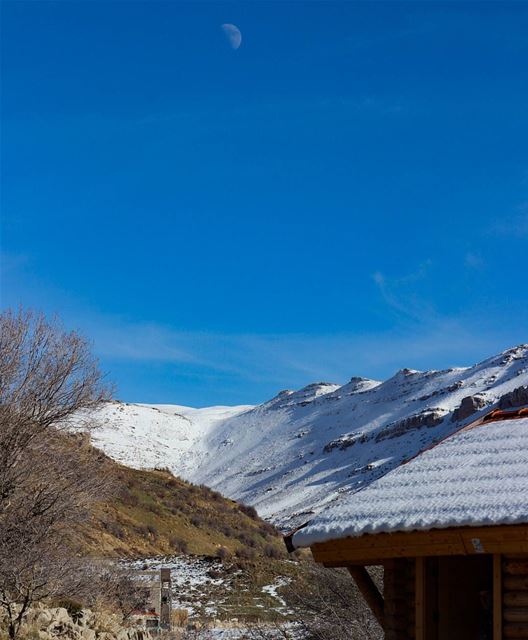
<box><xmin>92</xmin><ymin>403</ymin><xmax>252</xmax><ymax>478</ymax></box>
<box><xmin>91</xmin><ymin>344</ymin><xmax>528</xmax><ymax>527</ymax></box>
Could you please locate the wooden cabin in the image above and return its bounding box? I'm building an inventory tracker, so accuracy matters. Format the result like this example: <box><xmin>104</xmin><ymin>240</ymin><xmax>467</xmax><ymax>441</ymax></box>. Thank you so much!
<box><xmin>286</xmin><ymin>408</ymin><xmax>528</xmax><ymax>640</ymax></box>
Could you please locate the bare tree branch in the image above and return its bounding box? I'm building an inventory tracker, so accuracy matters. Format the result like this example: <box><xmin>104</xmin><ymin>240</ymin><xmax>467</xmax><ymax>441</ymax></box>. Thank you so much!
<box><xmin>0</xmin><ymin>308</ymin><xmax>114</xmax><ymax>639</ymax></box>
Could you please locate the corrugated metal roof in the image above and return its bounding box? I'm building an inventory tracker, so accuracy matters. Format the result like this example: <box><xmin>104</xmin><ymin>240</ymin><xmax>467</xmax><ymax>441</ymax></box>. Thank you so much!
<box><xmin>292</xmin><ymin>413</ymin><xmax>528</xmax><ymax>548</ymax></box>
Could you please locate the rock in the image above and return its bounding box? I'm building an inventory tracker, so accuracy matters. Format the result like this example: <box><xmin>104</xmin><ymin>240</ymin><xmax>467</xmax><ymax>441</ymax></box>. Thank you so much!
<box><xmin>50</xmin><ymin>608</ymin><xmax>71</xmax><ymax>626</ymax></box>
<box><xmin>376</xmin><ymin>409</ymin><xmax>446</xmax><ymax>442</ymax></box>
<box><xmin>499</xmin><ymin>385</ymin><xmax>528</xmax><ymax>409</ymax></box>
<box><xmin>81</xmin><ymin>628</ymin><xmax>96</xmax><ymax>640</ymax></box>
<box><xmin>82</xmin><ymin>611</ymin><xmax>96</xmax><ymax>627</ymax></box>
<box><xmin>116</xmin><ymin>629</ymin><xmax>129</xmax><ymax>640</ymax></box>
<box><xmin>33</xmin><ymin>610</ymin><xmax>53</xmax><ymax>629</ymax></box>
<box><xmin>324</xmin><ymin>435</ymin><xmax>357</xmax><ymax>453</ymax></box>
<box><xmin>324</xmin><ymin>432</ymin><xmax>368</xmax><ymax>453</ymax></box>
<box><xmin>451</xmin><ymin>395</ymin><xmax>488</xmax><ymax>422</ymax></box>
<box><xmin>8</xmin><ymin>606</ymin><xmax>152</xmax><ymax>640</ymax></box>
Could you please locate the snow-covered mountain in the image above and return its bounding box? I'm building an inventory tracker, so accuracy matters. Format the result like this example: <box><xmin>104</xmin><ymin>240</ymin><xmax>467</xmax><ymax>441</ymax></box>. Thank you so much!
<box><xmin>91</xmin><ymin>345</ymin><xmax>528</xmax><ymax>528</ymax></box>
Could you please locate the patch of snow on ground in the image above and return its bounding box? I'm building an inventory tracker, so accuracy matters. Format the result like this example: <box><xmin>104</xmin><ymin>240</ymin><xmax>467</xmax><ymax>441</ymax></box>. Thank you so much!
<box><xmin>125</xmin><ymin>556</ymin><xmax>228</xmax><ymax>616</ymax></box>
<box><xmin>261</xmin><ymin>577</ymin><xmax>291</xmax><ymax>610</ymax></box>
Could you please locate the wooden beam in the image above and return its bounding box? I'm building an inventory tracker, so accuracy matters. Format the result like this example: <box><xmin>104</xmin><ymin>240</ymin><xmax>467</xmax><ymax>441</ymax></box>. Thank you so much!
<box><xmin>415</xmin><ymin>557</ymin><xmax>426</xmax><ymax>640</ymax></box>
<box><xmin>323</xmin><ymin>559</ymin><xmax>385</xmax><ymax>568</ymax></box>
<box><xmin>347</xmin><ymin>565</ymin><xmax>385</xmax><ymax>629</ymax></box>
<box><xmin>311</xmin><ymin>524</ymin><xmax>528</xmax><ymax>565</ymax></box>
<box><xmin>494</xmin><ymin>554</ymin><xmax>503</xmax><ymax>640</ymax></box>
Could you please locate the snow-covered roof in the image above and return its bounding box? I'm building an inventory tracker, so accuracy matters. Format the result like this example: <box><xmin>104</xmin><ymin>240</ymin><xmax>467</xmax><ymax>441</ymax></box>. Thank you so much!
<box><xmin>292</xmin><ymin>416</ymin><xmax>528</xmax><ymax>548</ymax></box>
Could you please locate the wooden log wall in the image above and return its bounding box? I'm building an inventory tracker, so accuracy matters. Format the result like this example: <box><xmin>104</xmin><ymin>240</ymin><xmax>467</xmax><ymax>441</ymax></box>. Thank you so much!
<box><xmin>503</xmin><ymin>554</ymin><xmax>528</xmax><ymax>639</ymax></box>
<box><xmin>384</xmin><ymin>559</ymin><xmax>416</xmax><ymax>640</ymax></box>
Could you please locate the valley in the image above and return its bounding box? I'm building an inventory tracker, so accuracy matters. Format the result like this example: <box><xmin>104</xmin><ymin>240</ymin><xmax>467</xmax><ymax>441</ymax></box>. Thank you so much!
<box><xmin>91</xmin><ymin>344</ymin><xmax>528</xmax><ymax>528</ymax></box>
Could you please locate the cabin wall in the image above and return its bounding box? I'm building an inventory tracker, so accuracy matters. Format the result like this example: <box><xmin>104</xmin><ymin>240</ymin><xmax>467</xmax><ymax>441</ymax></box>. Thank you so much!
<box><xmin>503</xmin><ymin>554</ymin><xmax>528</xmax><ymax>639</ymax></box>
<box><xmin>438</xmin><ymin>555</ymin><xmax>492</xmax><ymax>640</ymax></box>
<box><xmin>384</xmin><ymin>559</ymin><xmax>415</xmax><ymax>640</ymax></box>
<box><xmin>410</xmin><ymin>553</ymin><xmax>528</xmax><ymax>640</ymax></box>
<box><xmin>385</xmin><ymin>556</ymin><xmax>494</xmax><ymax>640</ymax></box>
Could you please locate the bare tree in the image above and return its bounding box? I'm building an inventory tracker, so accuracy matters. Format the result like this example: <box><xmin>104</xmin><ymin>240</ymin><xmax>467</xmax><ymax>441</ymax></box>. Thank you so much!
<box><xmin>0</xmin><ymin>309</ymin><xmax>111</xmax><ymax>508</ymax></box>
<box><xmin>283</xmin><ymin>562</ymin><xmax>383</xmax><ymax>640</ymax></box>
<box><xmin>0</xmin><ymin>309</ymin><xmax>113</xmax><ymax>639</ymax></box>
<box><xmin>94</xmin><ymin>567</ymin><xmax>150</xmax><ymax>621</ymax></box>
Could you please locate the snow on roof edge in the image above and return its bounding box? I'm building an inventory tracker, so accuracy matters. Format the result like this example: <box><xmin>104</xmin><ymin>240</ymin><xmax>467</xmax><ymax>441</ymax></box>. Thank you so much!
<box><xmin>292</xmin><ymin>415</ymin><xmax>528</xmax><ymax>549</ymax></box>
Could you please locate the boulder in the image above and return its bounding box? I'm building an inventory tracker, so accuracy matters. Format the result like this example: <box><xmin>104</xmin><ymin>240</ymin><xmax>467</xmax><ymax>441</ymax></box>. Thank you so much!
<box><xmin>50</xmin><ymin>608</ymin><xmax>71</xmax><ymax>627</ymax></box>
<box><xmin>81</xmin><ymin>628</ymin><xmax>96</xmax><ymax>640</ymax></box>
<box><xmin>116</xmin><ymin>629</ymin><xmax>129</xmax><ymax>640</ymax></box>
<box><xmin>451</xmin><ymin>395</ymin><xmax>488</xmax><ymax>422</ymax></box>
<box><xmin>6</xmin><ymin>606</ymin><xmax>152</xmax><ymax>640</ymax></box>
<box><xmin>33</xmin><ymin>609</ymin><xmax>53</xmax><ymax>629</ymax></box>
<box><xmin>499</xmin><ymin>385</ymin><xmax>528</xmax><ymax>409</ymax></box>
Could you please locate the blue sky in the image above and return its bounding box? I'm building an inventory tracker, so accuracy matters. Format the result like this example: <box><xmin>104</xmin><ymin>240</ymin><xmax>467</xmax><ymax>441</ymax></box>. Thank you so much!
<box><xmin>1</xmin><ymin>1</ymin><xmax>527</xmax><ymax>405</ymax></box>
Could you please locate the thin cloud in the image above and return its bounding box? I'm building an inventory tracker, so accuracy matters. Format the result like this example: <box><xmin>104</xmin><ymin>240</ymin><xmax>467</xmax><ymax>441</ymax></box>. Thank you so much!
<box><xmin>371</xmin><ymin>261</ymin><xmax>435</xmax><ymax>323</ymax></box>
<box><xmin>85</xmin><ymin>313</ymin><xmax>513</xmax><ymax>392</ymax></box>
<box><xmin>3</xmin><ymin>255</ymin><xmax>525</xmax><ymax>402</ymax></box>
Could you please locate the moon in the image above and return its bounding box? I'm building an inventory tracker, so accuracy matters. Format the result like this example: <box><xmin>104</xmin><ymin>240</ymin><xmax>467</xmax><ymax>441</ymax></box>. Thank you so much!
<box><xmin>221</xmin><ymin>23</ymin><xmax>242</xmax><ymax>50</ymax></box>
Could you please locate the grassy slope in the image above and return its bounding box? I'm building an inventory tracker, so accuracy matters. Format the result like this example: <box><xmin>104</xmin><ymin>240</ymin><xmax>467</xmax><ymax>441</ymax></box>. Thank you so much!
<box><xmin>80</xmin><ymin>462</ymin><xmax>287</xmax><ymax>560</ymax></box>
<box><xmin>76</xmin><ymin>455</ymin><xmax>310</xmax><ymax>623</ymax></box>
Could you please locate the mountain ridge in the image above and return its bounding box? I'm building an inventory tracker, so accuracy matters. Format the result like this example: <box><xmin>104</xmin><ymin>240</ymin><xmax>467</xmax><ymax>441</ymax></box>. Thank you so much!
<box><xmin>91</xmin><ymin>344</ymin><xmax>528</xmax><ymax>528</ymax></box>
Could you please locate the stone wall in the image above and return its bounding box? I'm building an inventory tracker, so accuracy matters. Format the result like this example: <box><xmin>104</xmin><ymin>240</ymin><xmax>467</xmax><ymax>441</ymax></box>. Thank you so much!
<box><xmin>1</xmin><ymin>605</ymin><xmax>152</xmax><ymax>640</ymax></box>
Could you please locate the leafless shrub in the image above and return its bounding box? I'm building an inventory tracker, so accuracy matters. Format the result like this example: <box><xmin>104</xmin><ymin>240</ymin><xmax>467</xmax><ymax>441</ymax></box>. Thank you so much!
<box><xmin>281</xmin><ymin>562</ymin><xmax>383</xmax><ymax>640</ymax></box>
<box><xmin>215</xmin><ymin>547</ymin><xmax>231</xmax><ymax>561</ymax></box>
<box><xmin>259</xmin><ymin>522</ymin><xmax>279</xmax><ymax>537</ymax></box>
<box><xmin>238</xmin><ymin>503</ymin><xmax>259</xmax><ymax>520</ymax></box>
<box><xmin>171</xmin><ymin>608</ymin><xmax>189</xmax><ymax>628</ymax></box>
<box><xmin>263</xmin><ymin>544</ymin><xmax>283</xmax><ymax>560</ymax></box>
<box><xmin>237</xmin><ymin>532</ymin><xmax>257</xmax><ymax>547</ymax></box>
<box><xmin>103</xmin><ymin>520</ymin><xmax>126</xmax><ymax>540</ymax></box>
<box><xmin>135</xmin><ymin>524</ymin><xmax>150</xmax><ymax>536</ymax></box>
<box><xmin>169</xmin><ymin>536</ymin><xmax>188</xmax><ymax>554</ymax></box>
<box><xmin>119</xmin><ymin>487</ymin><xmax>139</xmax><ymax>506</ymax></box>
<box><xmin>93</xmin><ymin>567</ymin><xmax>149</xmax><ymax>621</ymax></box>
<box><xmin>246</xmin><ymin>561</ymin><xmax>384</xmax><ymax>640</ymax></box>
<box><xmin>235</xmin><ymin>547</ymin><xmax>256</xmax><ymax>561</ymax></box>
<box><xmin>190</xmin><ymin>515</ymin><xmax>204</xmax><ymax>528</ymax></box>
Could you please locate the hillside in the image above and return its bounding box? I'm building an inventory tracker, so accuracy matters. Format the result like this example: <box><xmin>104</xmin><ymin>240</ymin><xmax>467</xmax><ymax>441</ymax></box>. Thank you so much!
<box><xmin>91</xmin><ymin>344</ymin><xmax>528</xmax><ymax>528</ymax></box>
<box><xmin>79</xmin><ymin>462</ymin><xmax>308</xmax><ymax>624</ymax></box>
<box><xmin>80</xmin><ymin>463</ymin><xmax>285</xmax><ymax>560</ymax></box>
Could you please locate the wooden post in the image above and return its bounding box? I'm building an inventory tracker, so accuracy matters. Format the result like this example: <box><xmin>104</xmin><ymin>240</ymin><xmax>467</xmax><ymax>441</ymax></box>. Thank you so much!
<box><xmin>160</xmin><ymin>568</ymin><xmax>172</xmax><ymax>630</ymax></box>
<box><xmin>416</xmin><ymin>557</ymin><xmax>426</xmax><ymax>640</ymax></box>
<box><xmin>347</xmin><ymin>565</ymin><xmax>385</xmax><ymax>628</ymax></box>
<box><xmin>494</xmin><ymin>554</ymin><xmax>502</xmax><ymax>640</ymax></box>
